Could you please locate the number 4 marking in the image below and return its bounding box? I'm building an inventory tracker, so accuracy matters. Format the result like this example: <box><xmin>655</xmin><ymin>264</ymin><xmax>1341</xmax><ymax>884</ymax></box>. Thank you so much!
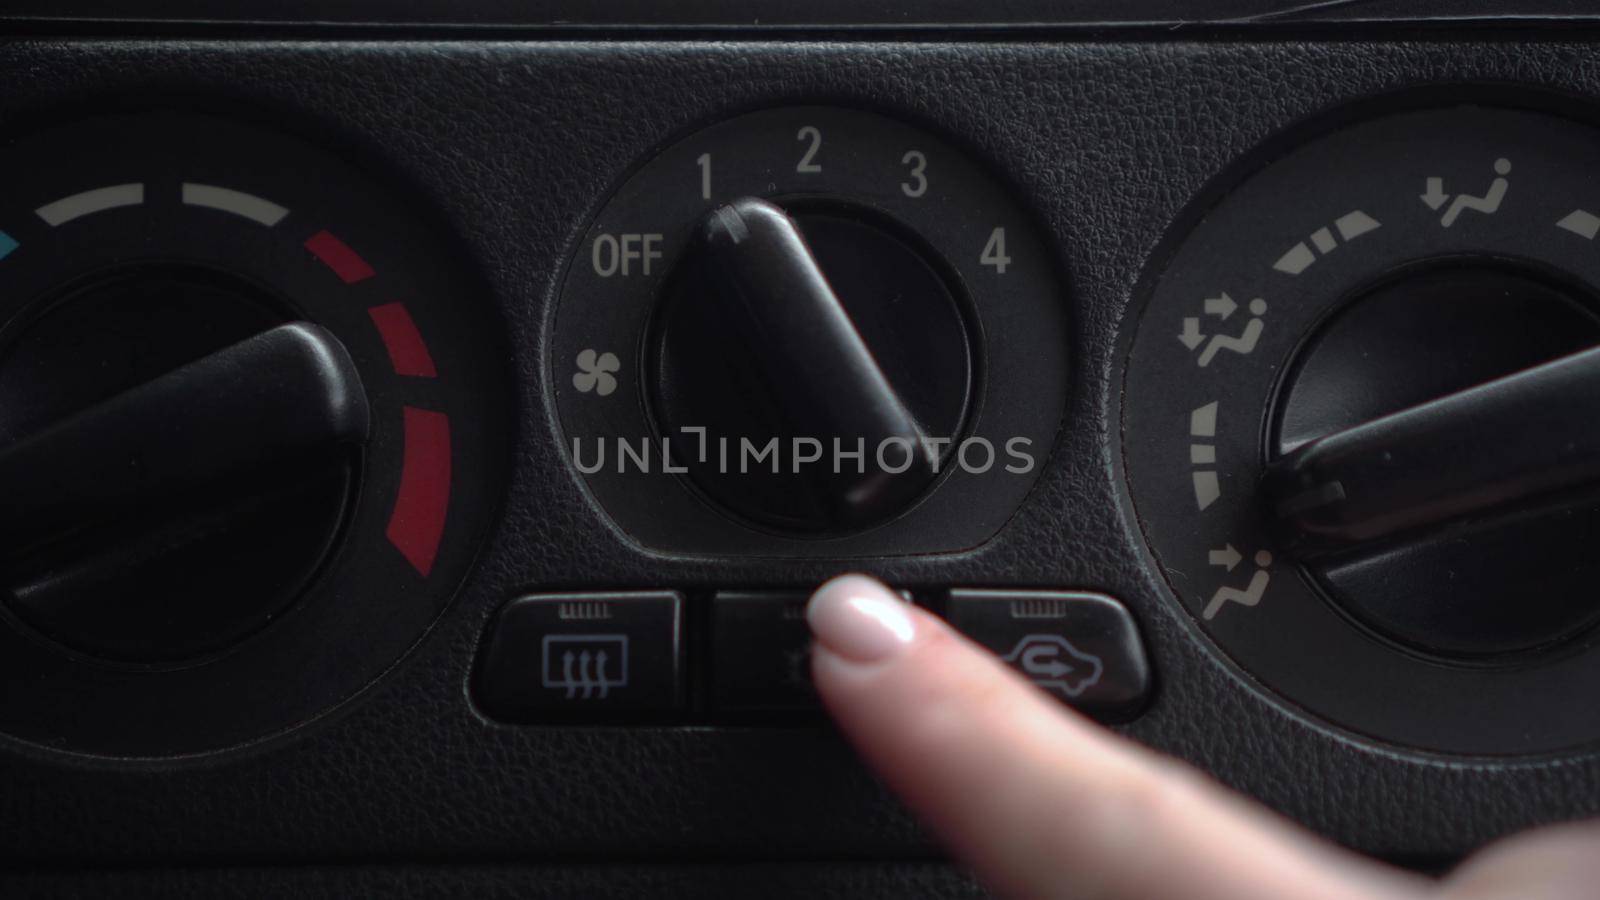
<box><xmin>981</xmin><ymin>227</ymin><xmax>1011</xmax><ymax>274</ymax></box>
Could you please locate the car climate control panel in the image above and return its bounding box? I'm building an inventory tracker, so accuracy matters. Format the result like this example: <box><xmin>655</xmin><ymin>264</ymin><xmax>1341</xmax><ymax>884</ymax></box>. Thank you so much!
<box><xmin>2</xmin><ymin>21</ymin><xmax>1600</xmax><ymax>881</ymax></box>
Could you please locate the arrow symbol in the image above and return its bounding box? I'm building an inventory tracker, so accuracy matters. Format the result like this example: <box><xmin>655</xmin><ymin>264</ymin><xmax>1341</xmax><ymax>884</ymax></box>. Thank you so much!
<box><xmin>1178</xmin><ymin>317</ymin><xmax>1204</xmax><ymax>350</ymax></box>
<box><xmin>1203</xmin><ymin>293</ymin><xmax>1237</xmax><ymax>320</ymax></box>
<box><xmin>1033</xmin><ymin>660</ymin><xmax>1074</xmax><ymax>678</ymax></box>
<box><xmin>1022</xmin><ymin>645</ymin><xmax>1075</xmax><ymax>679</ymax></box>
<box><xmin>1209</xmin><ymin>544</ymin><xmax>1243</xmax><ymax>571</ymax></box>
<box><xmin>1421</xmin><ymin>177</ymin><xmax>1449</xmax><ymax>211</ymax></box>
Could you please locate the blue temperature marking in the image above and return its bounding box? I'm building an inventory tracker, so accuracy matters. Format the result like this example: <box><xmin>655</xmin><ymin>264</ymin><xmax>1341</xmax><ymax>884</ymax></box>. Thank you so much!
<box><xmin>0</xmin><ymin>231</ymin><xmax>15</xmax><ymax>260</ymax></box>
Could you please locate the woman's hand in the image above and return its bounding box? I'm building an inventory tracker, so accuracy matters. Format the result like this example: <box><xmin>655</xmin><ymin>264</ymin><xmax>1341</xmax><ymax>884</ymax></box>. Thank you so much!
<box><xmin>806</xmin><ymin>574</ymin><xmax>1600</xmax><ymax>900</ymax></box>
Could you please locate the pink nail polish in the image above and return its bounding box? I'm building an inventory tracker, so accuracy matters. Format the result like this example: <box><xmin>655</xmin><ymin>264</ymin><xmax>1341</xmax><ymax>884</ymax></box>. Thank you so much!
<box><xmin>807</xmin><ymin>575</ymin><xmax>917</xmax><ymax>663</ymax></box>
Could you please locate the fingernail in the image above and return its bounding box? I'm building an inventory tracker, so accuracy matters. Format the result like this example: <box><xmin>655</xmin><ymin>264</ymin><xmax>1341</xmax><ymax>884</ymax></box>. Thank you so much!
<box><xmin>807</xmin><ymin>575</ymin><xmax>918</xmax><ymax>663</ymax></box>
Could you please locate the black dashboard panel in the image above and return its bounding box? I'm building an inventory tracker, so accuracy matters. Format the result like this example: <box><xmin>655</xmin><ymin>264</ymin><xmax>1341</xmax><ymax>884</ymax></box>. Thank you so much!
<box><xmin>4</xmin><ymin>8</ymin><xmax>1600</xmax><ymax>896</ymax></box>
<box><xmin>6</xmin><ymin>0</ymin><xmax>1600</xmax><ymax>29</ymax></box>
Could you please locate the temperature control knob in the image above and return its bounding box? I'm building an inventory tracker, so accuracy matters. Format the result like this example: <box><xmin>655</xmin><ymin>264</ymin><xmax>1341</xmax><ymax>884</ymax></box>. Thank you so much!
<box><xmin>650</xmin><ymin>197</ymin><xmax>970</xmax><ymax>533</ymax></box>
<box><xmin>0</xmin><ymin>266</ymin><xmax>366</xmax><ymax>663</ymax></box>
<box><xmin>0</xmin><ymin>111</ymin><xmax>506</xmax><ymax>757</ymax></box>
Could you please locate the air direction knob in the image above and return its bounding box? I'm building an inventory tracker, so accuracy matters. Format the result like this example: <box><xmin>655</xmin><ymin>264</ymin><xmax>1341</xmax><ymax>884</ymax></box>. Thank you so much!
<box><xmin>1265</xmin><ymin>264</ymin><xmax>1600</xmax><ymax>657</ymax></box>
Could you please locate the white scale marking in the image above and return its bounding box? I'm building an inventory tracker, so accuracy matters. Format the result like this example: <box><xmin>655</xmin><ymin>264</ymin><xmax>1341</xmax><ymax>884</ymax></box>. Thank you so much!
<box><xmin>1272</xmin><ymin>209</ymin><xmax>1381</xmax><ymax>276</ymax></box>
<box><xmin>1334</xmin><ymin>209</ymin><xmax>1382</xmax><ymax>241</ymax></box>
<box><xmin>1273</xmin><ymin>243</ymin><xmax>1315</xmax><ymax>276</ymax></box>
<box><xmin>1189</xmin><ymin>401</ymin><xmax>1221</xmax><ymax>511</ymax></box>
<box><xmin>35</xmin><ymin>183</ymin><xmax>144</xmax><ymax>226</ymax></box>
<box><xmin>181</xmin><ymin>183</ymin><xmax>289</xmax><ymax>226</ymax></box>
<box><xmin>1557</xmin><ymin>209</ymin><xmax>1600</xmax><ymax>240</ymax></box>
<box><xmin>1309</xmin><ymin>227</ymin><xmax>1336</xmax><ymax>254</ymax></box>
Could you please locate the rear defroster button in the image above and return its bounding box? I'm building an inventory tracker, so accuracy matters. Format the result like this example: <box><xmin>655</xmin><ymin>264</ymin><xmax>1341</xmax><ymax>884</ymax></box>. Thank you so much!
<box><xmin>945</xmin><ymin>590</ymin><xmax>1151</xmax><ymax>722</ymax></box>
<box><xmin>475</xmin><ymin>592</ymin><xmax>683</xmax><ymax>720</ymax></box>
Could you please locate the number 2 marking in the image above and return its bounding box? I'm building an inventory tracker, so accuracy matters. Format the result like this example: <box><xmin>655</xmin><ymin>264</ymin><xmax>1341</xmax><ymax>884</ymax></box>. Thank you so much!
<box><xmin>796</xmin><ymin>126</ymin><xmax>822</xmax><ymax>174</ymax></box>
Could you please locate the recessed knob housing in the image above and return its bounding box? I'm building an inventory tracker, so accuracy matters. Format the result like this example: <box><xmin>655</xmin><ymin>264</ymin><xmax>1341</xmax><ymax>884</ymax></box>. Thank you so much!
<box><xmin>554</xmin><ymin>105</ymin><xmax>1068</xmax><ymax>558</ymax></box>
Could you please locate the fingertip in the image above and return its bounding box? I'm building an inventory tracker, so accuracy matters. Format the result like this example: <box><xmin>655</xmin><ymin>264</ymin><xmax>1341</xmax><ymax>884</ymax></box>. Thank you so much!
<box><xmin>806</xmin><ymin>573</ymin><xmax>919</xmax><ymax>664</ymax></box>
<box><xmin>803</xmin><ymin>576</ymin><xmax>1422</xmax><ymax>900</ymax></box>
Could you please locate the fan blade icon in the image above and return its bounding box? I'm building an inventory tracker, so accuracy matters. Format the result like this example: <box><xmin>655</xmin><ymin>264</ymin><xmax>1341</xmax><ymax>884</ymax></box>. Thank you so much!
<box><xmin>574</xmin><ymin>348</ymin><xmax>621</xmax><ymax>396</ymax></box>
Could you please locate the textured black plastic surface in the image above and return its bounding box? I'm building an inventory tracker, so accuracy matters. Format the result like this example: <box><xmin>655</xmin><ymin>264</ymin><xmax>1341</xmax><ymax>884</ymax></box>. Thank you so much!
<box><xmin>0</xmin><ymin>863</ymin><xmax>986</xmax><ymax>899</ymax></box>
<box><xmin>3</xmin><ymin>37</ymin><xmax>1600</xmax><ymax>885</ymax></box>
<box><xmin>4</xmin><ymin>0</ymin><xmax>1600</xmax><ymax>30</ymax></box>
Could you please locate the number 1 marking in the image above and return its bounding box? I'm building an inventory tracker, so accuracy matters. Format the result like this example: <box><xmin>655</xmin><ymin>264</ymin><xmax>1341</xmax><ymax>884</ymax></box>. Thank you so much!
<box><xmin>696</xmin><ymin>153</ymin><xmax>711</xmax><ymax>200</ymax></box>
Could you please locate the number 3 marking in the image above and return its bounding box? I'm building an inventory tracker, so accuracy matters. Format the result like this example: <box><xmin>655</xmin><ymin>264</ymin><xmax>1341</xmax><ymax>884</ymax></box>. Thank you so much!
<box><xmin>901</xmin><ymin>150</ymin><xmax>928</xmax><ymax>197</ymax></box>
